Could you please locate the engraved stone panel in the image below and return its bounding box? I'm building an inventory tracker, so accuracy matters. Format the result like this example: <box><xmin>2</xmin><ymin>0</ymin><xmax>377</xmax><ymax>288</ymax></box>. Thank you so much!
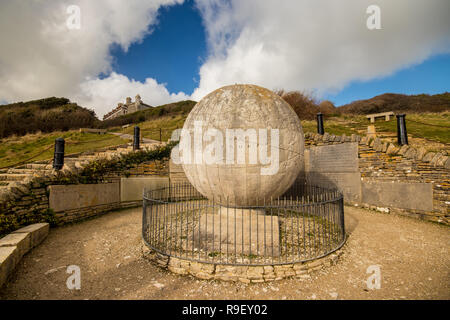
<box><xmin>305</xmin><ymin>143</ymin><xmax>361</xmax><ymax>202</ymax></box>
<box><xmin>362</xmin><ymin>181</ymin><xmax>433</xmax><ymax>211</ymax></box>
<box><xmin>49</xmin><ymin>183</ymin><xmax>119</xmax><ymax>212</ymax></box>
<box><xmin>306</xmin><ymin>143</ymin><xmax>358</xmax><ymax>173</ymax></box>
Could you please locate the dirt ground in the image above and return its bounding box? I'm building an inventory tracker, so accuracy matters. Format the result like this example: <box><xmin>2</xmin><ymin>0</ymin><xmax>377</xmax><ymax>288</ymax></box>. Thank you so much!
<box><xmin>1</xmin><ymin>205</ymin><xmax>449</xmax><ymax>300</ymax></box>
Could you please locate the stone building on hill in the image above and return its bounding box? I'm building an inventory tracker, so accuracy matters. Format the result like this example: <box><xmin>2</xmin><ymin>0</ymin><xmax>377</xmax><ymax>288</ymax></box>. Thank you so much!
<box><xmin>103</xmin><ymin>94</ymin><xmax>152</xmax><ymax>120</ymax></box>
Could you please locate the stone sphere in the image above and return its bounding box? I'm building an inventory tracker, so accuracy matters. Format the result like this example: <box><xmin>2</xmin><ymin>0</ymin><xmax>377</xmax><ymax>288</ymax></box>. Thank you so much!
<box><xmin>180</xmin><ymin>84</ymin><xmax>304</xmax><ymax>206</ymax></box>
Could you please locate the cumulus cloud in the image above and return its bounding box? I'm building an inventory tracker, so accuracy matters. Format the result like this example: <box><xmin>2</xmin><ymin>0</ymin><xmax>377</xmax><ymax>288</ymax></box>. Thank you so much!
<box><xmin>77</xmin><ymin>72</ymin><xmax>190</xmax><ymax>117</ymax></box>
<box><xmin>192</xmin><ymin>0</ymin><xmax>450</xmax><ymax>100</ymax></box>
<box><xmin>0</xmin><ymin>0</ymin><xmax>184</xmax><ymax>117</ymax></box>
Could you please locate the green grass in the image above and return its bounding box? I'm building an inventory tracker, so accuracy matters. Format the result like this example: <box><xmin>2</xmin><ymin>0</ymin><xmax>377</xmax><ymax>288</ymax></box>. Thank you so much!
<box><xmin>116</xmin><ymin>115</ymin><xmax>187</xmax><ymax>142</ymax></box>
<box><xmin>113</xmin><ymin>111</ymin><xmax>449</xmax><ymax>150</ymax></box>
<box><xmin>301</xmin><ymin>119</ymin><xmax>358</xmax><ymax>136</ymax></box>
<box><xmin>302</xmin><ymin>112</ymin><xmax>450</xmax><ymax>145</ymax></box>
<box><xmin>373</xmin><ymin>113</ymin><xmax>450</xmax><ymax>144</ymax></box>
<box><xmin>0</xmin><ymin>131</ymin><xmax>128</xmax><ymax>168</ymax></box>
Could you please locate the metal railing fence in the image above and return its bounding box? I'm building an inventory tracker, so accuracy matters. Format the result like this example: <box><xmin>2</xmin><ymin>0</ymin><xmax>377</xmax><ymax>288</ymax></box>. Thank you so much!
<box><xmin>142</xmin><ymin>181</ymin><xmax>345</xmax><ymax>266</ymax></box>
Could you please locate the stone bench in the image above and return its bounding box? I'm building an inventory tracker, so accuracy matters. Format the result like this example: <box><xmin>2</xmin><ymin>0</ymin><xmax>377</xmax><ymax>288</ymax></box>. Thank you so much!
<box><xmin>366</xmin><ymin>111</ymin><xmax>394</xmax><ymax>123</ymax></box>
<box><xmin>0</xmin><ymin>223</ymin><xmax>49</xmax><ymax>288</ymax></box>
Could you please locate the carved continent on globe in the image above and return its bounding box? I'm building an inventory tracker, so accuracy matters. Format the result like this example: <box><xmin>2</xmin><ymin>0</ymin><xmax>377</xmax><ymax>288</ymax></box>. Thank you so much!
<box><xmin>180</xmin><ymin>84</ymin><xmax>304</xmax><ymax>206</ymax></box>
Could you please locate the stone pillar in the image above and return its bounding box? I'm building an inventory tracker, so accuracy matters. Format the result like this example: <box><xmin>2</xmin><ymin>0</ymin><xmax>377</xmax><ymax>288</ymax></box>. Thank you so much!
<box><xmin>396</xmin><ymin>114</ymin><xmax>408</xmax><ymax>145</ymax></box>
<box><xmin>316</xmin><ymin>112</ymin><xmax>324</xmax><ymax>135</ymax></box>
<box><xmin>367</xmin><ymin>125</ymin><xmax>376</xmax><ymax>139</ymax></box>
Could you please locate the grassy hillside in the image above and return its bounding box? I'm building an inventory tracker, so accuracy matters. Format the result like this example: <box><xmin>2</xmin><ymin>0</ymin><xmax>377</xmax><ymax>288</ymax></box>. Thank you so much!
<box><xmin>1</xmin><ymin>92</ymin><xmax>448</xmax><ymax>169</ymax></box>
<box><xmin>338</xmin><ymin>92</ymin><xmax>450</xmax><ymax>114</ymax></box>
<box><xmin>0</xmin><ymin>99</ymin><xmax>196</xmax><ymax>167</ymax></box>
<box><xmin>0</xmin><ymin>97</ymin><xmax>99</xmax><ymax>138</ymax></box>
<box><xmin>110</xmin><ymin>115</ymin><xmax>187</xmax><ymax>142</ymax></box>
<box><xmin>302</xmin><ymin>112</ymin><xmax>449</xmax><ymax>152</ymax></box>
<box><xmin>3</xmin><ymin>110</ymin><xmax>446</xmax><ymax>169</ymax></box>
<box><xmin>0</xmin><ymin>131</ymin><xmax>128</xmax><ymax>169</ymax></box>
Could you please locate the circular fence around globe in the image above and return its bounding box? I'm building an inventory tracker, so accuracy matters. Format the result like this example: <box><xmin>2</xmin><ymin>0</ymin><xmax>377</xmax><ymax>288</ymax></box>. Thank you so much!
<box><xmin>142</xmin><ymin>181</ymin><xmax>346</xmax><ymax>266</ymax></box>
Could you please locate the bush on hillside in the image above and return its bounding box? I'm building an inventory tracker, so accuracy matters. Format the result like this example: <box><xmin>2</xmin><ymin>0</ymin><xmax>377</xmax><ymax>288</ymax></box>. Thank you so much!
<box><xmin>0</xmin><ymin>97</ymin><xmax>98</xmax><ymax>138</ymax></box>
<box><xmin>338</xmin><ymin>92</ymin><xmax>450</xmax><ymax>114</ymax></box>
<box><xmin>275</xmin><ymin>90</ymin><xmax>336</xmax><ymax>120</ymax></box>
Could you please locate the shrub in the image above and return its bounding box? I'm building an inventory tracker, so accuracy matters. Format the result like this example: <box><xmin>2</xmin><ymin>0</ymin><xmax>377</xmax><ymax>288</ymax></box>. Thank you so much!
<box><xmin>0</xmin><ymin>97</ymin><xmax>98</xmax><ymax>138</ymax></box>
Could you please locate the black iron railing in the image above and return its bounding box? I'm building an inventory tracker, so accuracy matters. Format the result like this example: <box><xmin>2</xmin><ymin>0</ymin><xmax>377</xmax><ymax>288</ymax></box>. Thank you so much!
<box><xmin>142</xmin><ymin>181</ymin><xmax>345</xmax><ymax>266</ymax></box>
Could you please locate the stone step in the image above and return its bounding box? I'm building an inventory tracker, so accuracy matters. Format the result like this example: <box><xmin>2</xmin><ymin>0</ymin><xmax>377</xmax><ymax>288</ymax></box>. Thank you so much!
<box><xmin>6</xmin><ymin>168</ymin><xmax>52</xmax><ymax>174</ymax></box>
<box><xmin>6</xmin><ymin>168</ymin><xmax>26</xmax><ymax>174</ymax></box>
<box><xmin>25</xmin><ymin>163</ymin><xmax>52</xmax><ymax>170</ymax></box>
<box><xmin>32</xmin><ymin>160</ymin><xmax>52</xmax><ymax>164</ymax></box>
<box><xmin>0</xmin><ymin>173</ymin><xmax>32</xmax><ymax>181</ymax></box>
<box><xmin>64</xmin><ymin>158</ymin><xmax>82</xmax><ymax>163</ymax></box>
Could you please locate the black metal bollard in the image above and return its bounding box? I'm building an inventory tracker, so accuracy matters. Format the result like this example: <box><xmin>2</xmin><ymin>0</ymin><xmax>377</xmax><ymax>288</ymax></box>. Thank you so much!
<box><xmin>53</xmin><ymin>138</ymin><xmax>65</xmax><ymax>170</ymax></box>
<box><xmin>317</xmin><ymin>112</ymin><xmax>324</xmax><ymax>135</ymax></box>
<box><xmin>133</xmin><ymin>126</ymin><xmax>140</xmax><ymax>150</ymax></box>
<box><xmin>396</xmin><ymin>114</ymin><xmax>408</xmax><ymax>145</ymax></box>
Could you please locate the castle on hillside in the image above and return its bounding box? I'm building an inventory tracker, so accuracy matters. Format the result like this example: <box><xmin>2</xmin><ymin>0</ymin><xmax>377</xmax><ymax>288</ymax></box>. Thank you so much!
<box><xmin>103</xmin><ymin>94</ymin><xmax>152</xmax><ymax>120</ymax></box>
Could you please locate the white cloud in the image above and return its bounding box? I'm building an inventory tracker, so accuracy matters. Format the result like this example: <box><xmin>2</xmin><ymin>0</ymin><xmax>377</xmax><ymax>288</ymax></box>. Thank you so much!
<box><xmin>0</xmin><ymin>0</ymin><xmax>185</xmax><ymax>117</ymax></box>
<box><xmin>192</xmin><ymin>0</ymin><xmax>450</xmax><ymax>100</ymax></box>
<box><xmin>77</xmin><ymin>72</ymin><xmax>190</xmax><ymax>118</ymax></box>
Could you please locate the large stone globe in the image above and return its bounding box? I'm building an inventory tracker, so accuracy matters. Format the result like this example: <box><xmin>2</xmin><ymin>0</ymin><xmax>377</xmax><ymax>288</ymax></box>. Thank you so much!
<box><xmin>180</xmin><ymin>84</ymin><xmax>304</xmax><ymax>206</ymax></box>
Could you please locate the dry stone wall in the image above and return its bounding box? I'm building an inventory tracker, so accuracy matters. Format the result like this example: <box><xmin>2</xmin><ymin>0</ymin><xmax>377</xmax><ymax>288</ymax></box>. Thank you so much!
<box><xmin>143</xmin><ymin>244</ymin><xmax>342</xmax><ymax>283</ymax></box>
<box><xmin>304</xmin><ymin>132</ymin><xmax>449</xmax><ymax>225</ymax></box>
<box><xmin>0</xmin><ymin>145</ymin><xmax>171</xmax><ymax>236</ymax></box>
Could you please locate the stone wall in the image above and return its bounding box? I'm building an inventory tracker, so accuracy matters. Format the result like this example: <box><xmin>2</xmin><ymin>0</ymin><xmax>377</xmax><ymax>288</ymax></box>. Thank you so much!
<box><xmin>0</xmin><ymin>159</ymin><xmax>170</xmax><ymax>236</ymax></box>
<box><xmin>305</xmin><ymin>142</ymin><xmax>361</xmax><ymax>203</ymax></box>
<box><xmin>143</xmin><ymin>245</ymin><xmax>342</xmax><ymax>283</ymax></box>
<box><xmin>120</xmin><ymin>176</ymin><xmax>169</xmax><ymax>202</ymax></box>
<box><xmin>0</xmin><ymin>223</ymin><xmax>49</xmax><ymax>288</ymax></box>
<box><xmin>304</xmin><ymin>132</ymin><xmax>449</xmax><ymax>225</ymax></box>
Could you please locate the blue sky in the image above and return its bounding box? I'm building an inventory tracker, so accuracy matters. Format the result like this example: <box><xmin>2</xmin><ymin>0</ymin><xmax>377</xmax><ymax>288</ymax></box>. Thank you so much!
<box><xmin>108</xmin><ymin>1</ymin><xmax>450</xmax><ymax>106</ymax></box>
<box><xmin>110</xmin><ymin>0</ymin><xmax>206</xmax><ymax>95</ymax></box>
<box><xmin>324</xmin><ymin>54</ymin><xmax>450</xmax><ymax>105</ymax></box>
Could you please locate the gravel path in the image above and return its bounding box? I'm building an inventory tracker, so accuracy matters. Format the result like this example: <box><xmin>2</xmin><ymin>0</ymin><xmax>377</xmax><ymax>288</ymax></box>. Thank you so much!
<box><xmin>1</xmin><ymin>206</ymin><xmax>448</xmax><ymax>300</ymax></box>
